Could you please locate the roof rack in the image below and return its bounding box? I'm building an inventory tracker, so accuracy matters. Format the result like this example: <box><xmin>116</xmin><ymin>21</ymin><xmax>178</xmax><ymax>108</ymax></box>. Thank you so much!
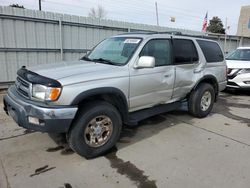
<box><xmin>117</xmin><ymin>31</ymin><xmax>155</xmax><ymax>35</ymax></box>
<box><xmin>155</xmin><ymin>31</ymin><xmax>183</xmax><ymax>35</ymax></box>
<box><xmin>118</xmin><ymin>31</ymin><xmax>182</xmax><ymax>35</ymax></box>
<box><xmin>154</xmin><ymin>31</ymin><xmax>209</xmax><ymax>39</ymax></box>
<box><xmin>118</xmin><ymin>30</ymin><xmax>213</xmax><ymax>40</ymax></box>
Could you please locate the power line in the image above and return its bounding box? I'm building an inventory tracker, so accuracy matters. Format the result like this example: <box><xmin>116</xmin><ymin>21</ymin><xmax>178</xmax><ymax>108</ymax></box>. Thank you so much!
<box><xmin>3</xmin><ymin>0</ymin><xmax>237</xmax><ymax>33</ymax></box>
<box><xmin>44</xmin><ymin>0</ymin><xmax>204</xmax><ymax>23</ymax></box>
<box><xmin>42</xmin><ymin>0</ymin><xmax>207</xmax><ymax>31</ymax></box>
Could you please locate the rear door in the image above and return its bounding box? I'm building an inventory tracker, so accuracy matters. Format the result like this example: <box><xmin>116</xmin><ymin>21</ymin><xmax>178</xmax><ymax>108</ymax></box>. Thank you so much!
<box><xmin>129</xmin><ymin>39</ymin><xmax>175</xmax><ymax>111</ymax></box>
<box><xmin>171</xmin><ymin>39</ymin><xmax>201</xmax><ymax>100</ymax></box>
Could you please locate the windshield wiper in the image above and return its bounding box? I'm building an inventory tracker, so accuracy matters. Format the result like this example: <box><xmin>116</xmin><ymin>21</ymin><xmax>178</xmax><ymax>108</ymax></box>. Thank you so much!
<box><xmin>81</xmin><ymin>56</ymin><xmax>92</xmax><ymax>61</ymax></box>
<box><xmin>92</xmin><ymin>58</ymin><xmax>117</xmax><ymax>65</ymax></box>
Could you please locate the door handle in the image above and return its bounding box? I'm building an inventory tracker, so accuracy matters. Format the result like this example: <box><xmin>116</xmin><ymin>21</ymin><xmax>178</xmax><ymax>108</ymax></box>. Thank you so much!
<box><xmin>193</xmin><ymin>69</ymin><xmax>202</xmax><ymax>73</ymax></box>
<box><xmin>164</xmin><ymin>74</ymin><xmax>171</xmax><ymax>77</ymax></box>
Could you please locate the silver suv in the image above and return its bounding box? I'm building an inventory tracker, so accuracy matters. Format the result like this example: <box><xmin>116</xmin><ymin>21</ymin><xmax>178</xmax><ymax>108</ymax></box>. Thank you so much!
<box><xmin>3</xmin><ymin>33</ymin><xmax>227</xmax><ymax>158</ymax></box>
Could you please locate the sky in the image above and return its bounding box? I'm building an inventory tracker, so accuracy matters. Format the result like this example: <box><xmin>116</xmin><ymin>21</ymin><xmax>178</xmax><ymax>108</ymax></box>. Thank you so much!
<box><xmin>0</xmin><ymin>0</ymin><xmax>249</xmax><ymax>35</ymax></box>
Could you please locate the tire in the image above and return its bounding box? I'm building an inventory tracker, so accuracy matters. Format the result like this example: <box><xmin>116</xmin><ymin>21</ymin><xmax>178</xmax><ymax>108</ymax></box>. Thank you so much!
<box><xmin>188</xmin><ymin>83</ymin><xmax>215</xmax><ymax>118</ymax></box>
<box><xmin>68</xmin><ymin>101</ymin><xmax>122</xmax><ymax>158</ymax></box>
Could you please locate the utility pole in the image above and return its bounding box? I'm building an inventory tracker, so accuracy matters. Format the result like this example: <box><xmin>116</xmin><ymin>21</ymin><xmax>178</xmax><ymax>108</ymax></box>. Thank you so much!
<box><xmin>155</xmin><ymin>2</ymin><xmax>159</xmax><ymax>26</ymax></box>
<box><xmin>39</xmin><ymin>0</ymin><xmax>41</xmax><ymax>11</ymax></box>
<box><xmin>224</xmin><ymin>17</ymin><xmax>227</xmax><ymax>54</ymax></box>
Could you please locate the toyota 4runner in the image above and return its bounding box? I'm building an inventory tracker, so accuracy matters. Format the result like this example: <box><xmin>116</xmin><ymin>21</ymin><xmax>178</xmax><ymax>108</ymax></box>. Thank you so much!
<box><xmin>3</xmin><ymin>32</ymin><xmax>227</xmax><ymax>158</ymax></box>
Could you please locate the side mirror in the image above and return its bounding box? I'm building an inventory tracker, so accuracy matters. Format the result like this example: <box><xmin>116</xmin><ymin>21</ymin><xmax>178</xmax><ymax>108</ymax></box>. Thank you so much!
<box><xmin>135</xmin><ymin>56</ymin><xmax>155</xmax><ymax>69</ymax></box>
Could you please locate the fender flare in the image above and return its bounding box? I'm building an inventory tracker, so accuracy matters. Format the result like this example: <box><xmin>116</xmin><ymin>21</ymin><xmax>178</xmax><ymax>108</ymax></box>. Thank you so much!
<box><xmin>70</xmin><ymin>87</ymin><xmax>129</xmax><ymax>121</ymax></box>
<box><xmin>192</xmin><ymin>75</ymin><xmax>219</xmax><ymax>97</ymax></box>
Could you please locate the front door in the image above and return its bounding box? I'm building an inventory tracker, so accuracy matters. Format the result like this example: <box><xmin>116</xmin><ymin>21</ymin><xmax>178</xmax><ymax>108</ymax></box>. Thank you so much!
<box><xmin>129</xmin><ymin>39</ymin><xmax>175</xmax><ymax>112</ymax></box>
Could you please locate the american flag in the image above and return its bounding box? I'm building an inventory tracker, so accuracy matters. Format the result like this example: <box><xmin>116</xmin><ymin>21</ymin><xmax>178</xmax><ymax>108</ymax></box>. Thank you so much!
<box><xmin>202</xmin><ymin>12</ymin><xmax>208</xmax><ymax>32</ymax></box>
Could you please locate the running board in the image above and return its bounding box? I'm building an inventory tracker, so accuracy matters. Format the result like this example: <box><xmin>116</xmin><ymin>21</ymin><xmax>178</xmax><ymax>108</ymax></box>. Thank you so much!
<box><xmin>127</xmin><ymin>101</ymin><xmax>182</xmax><ymax>126</ymax></box>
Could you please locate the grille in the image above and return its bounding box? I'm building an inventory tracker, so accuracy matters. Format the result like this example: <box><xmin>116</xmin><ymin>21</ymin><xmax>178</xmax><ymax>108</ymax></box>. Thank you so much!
<box><xmin>15</xmin><ymin>76</ymin><xmax>30</xmax><ymax>98</ymax></box>
<box><xmin>227</xmin><ymin>81</ymin><xmax>239</xmax><ymax>87</ymax></box>
<box><xmin>228</xmin><ymin>75</ymin><xmax>237</xmax><ymax>80</ymax></box>
<box><xmin>227</xmin><ymin>69</ymin><xmax>241</xmax><ymax>80</ymax></box>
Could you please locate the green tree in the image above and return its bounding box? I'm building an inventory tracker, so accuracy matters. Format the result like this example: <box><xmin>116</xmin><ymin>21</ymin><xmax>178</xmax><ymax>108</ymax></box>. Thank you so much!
<box><xmin>9</xmin><ymin>4</ymin><xmax>25</xmax><ymax>9</ymax></box>
<box><xmin>206</xmin><ymin>16</ymin><xmax>225</xmax><ymax>34</ymax></box>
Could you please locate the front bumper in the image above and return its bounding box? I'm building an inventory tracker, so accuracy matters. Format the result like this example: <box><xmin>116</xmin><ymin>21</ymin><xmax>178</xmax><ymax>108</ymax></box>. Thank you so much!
<box><xmin>3</xmin><ymin>86</ymin><xmax>78</xmax><ymax>133</ymax></box>
<box><xmin>227</xmin><ymin>73</ymin><xmax>250</xmax><ymax>89</ymax></box>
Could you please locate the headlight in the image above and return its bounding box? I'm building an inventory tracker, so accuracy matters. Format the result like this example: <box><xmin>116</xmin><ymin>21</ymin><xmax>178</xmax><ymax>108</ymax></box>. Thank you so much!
<box><xmin>238</xmin><ymin>69</ymin><xmax>250</xmax><ymax>74</ymax></box>
<box><xmin>32</xmin><ymin>84</ymin><xmax>61</xmax><ymax>101</ymax></box>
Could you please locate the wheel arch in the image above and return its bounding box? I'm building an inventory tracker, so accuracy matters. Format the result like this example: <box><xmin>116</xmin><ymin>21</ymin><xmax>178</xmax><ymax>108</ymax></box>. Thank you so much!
<box><xmin>192</xmin><ymin>75</ymin><xmax>219</xmax><ymax>101</ymax></box>
<box><xmin>71</xmin><ymin>87</ymin><xmax>129</xmax><ymax>123</ymax></box>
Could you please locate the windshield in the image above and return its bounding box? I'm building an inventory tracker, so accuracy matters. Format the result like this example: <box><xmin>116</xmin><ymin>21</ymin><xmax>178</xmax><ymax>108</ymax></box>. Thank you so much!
<box><xmin>226</xmin><ymin>49</ymin><xmax>250</xmax><ymax>61</ymax></box>
<box><xmin>82</xmin><ymin>37</ymin><xmax>142</xmax><ymax>65</ymax></box>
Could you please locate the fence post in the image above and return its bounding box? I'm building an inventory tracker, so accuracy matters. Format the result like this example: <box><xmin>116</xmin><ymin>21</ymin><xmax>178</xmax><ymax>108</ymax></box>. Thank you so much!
<box><xmin>59</xmin><ymin>17</ymin><xmax>63</xmax><ymax>61</ymax></box>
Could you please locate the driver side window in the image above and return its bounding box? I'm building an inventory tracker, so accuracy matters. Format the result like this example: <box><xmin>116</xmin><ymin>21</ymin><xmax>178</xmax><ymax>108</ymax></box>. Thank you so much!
<box><xmin>140</xmin><ymin>39</ymin><xmax>172</xmax><ymax>66</ymax></box>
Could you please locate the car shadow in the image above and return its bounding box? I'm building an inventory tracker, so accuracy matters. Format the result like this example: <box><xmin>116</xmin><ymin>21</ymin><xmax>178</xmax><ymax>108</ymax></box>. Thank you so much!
<box><xmin>44</xmin><ymin>91</ymin><xmax>250</xmax><ymax>158</ymax></box>
<box><xmin>222</xmin><ymin>89</ymin><xmax>250</xmax><ymax>96</ymax></box>
<box><xmin>47</xmin><ymin>112</ymin><xmax>181</xmax><ymax>157</ymax></box>
<box><xmin>46</xmin><ymin>133</ymin><xmax>74</xmax><ymax>155</ymax></box>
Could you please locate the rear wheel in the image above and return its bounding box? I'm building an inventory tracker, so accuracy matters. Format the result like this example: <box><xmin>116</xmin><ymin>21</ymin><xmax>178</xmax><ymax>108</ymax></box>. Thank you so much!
<box><xmin>188</xmin><ymin>83</ymin><xmax>215</xmax><ymax>118</ymax></box>
<box><xmin>68</xmin><ymin>101</ymin><xmax>122</xmax><ymax>158</ymax></box>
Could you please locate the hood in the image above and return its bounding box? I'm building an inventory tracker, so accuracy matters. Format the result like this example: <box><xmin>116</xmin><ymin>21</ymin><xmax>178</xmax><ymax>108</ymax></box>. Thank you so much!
<box><xmin>28</xmin><ymin>60</ymin><xmax>128</xmax><ymax>85</ymax></box>
<box><xmin>226</xmin><ymin>60</ymin><xmax>250</xmax><ymax>69</ymax></box>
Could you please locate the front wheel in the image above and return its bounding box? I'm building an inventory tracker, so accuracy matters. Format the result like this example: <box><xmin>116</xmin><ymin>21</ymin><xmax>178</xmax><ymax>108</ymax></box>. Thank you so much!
<box><xmin>68</xmin><ymin>101</ymin><xmax>122</xmax><ymax>158</ymax></box>
<box><xmin>188</xmin><ymin>83</ymin><xmax>215</xmax><ymax>118</ymax></box>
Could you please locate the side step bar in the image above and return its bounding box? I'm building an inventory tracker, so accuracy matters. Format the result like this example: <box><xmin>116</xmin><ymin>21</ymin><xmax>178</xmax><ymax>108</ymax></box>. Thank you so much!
<box><xmin>127</xmin><ymin>101</ymin><xmax>182</xmax><ymax>126</ymax></box>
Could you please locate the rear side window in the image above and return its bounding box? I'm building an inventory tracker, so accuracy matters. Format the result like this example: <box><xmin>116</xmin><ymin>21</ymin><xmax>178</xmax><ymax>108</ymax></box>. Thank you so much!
<box><xmin>197</xmin><ymin>40</ymin><xmax>224</xmax><ymax>63</ymax></box>
<box><xmin>173</xmin><ymin>39</ymin><xmax>199</xmax><ymax>64</ymax></box>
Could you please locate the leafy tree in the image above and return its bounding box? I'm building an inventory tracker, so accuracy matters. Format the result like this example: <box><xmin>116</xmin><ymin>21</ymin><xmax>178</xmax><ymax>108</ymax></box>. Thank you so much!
<box><xmin>88</xmin><ymin>5</ymin><xmax>107</xmax><ymax>19</ymax></box>
<box><xmin>9</xmin><ymin>4</ymin><xmax>25</xmax><ymax>9</ymax></box>
<box><xmin>206</xmin><ymin>16</ymin><xmax>225</xmax><ymax>34</ymax></box>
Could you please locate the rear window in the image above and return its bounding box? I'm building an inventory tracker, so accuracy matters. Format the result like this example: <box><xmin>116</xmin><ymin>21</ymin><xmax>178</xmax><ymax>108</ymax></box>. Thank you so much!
<box><xmin>197</xmin><ymin>40</ymin><xmax>224</xmax><ymax>63</ymax></box>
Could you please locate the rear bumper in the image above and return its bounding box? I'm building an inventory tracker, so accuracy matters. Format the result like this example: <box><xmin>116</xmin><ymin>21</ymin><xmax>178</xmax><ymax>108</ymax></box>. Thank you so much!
<box><xmin>218</xmin><ymin>81</ymin><xmax>227</xmax><ymax>91</ymax></box>
<box><xmin>3</xmin><ymin>86</ymin><xmax>78</xmax><ymax>133</ymax></box>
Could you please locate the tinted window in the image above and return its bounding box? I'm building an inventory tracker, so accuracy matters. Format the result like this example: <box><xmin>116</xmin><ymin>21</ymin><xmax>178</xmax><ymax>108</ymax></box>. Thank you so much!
<box><xmin>197</xmin><ymin>40</ymin><xmax>224</xmax><ymax>63</ymax></box>
<box><xmin>140</xmin><ymin>39</ymin><xmax>172</xmax><ymax>66</ymax></box>
<box><xmin>173</xmin><ymin>39</ymin><xmax>198</xmax><ymax>64</ymax></box>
